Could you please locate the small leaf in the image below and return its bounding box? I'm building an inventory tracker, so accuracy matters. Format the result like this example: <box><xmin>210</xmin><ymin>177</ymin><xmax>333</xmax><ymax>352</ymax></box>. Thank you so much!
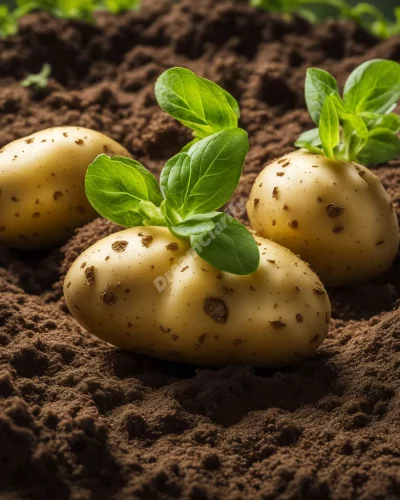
<box><xmin>85</xmin><ymin>155</ymin><xmax>165</xmax><ymax>227</ymax></box>
<box><xmin>295</xmin><ymin>128</ymin><xmax>323</xmax><ymax>154</ymax></box>
<box><xmin>155</xmin><ymin>67</ymin><xmax>239</xmax><ymax>138</ymax></box>
<box><xmin>343</xmin><ymin>59</ymin><xmax>400</xmax><ymax>114</ymax></box>
<box><xmin>170</xmin><ymin>218</ymin><xmax>215</xmax><ymax>238</ymax></box>
<box><xmin>360</xmin><ymin>112</ymin><xmax>400</xmax><ymax>133</ymax></box>
<box><xmin>356</xmin><ymin>128</ymin><xmax>400</xmax><ymax>166</ymax></box>
<box><xmin>341</xmin><ymin>113</ymin><xmax>369</xmax><ymax>160</ymax></box>
<box><xmin>319</xmin><ymin>96</ymin><xmax>340</xmax><ymax>159</ymax></box>
<box><xmin>305</xmin><ymin>68</ymin><xmax>340</xmax><ymax>124</ymax></box>
<box><xmin>191</xmin><ymin>214</ymin><xmax>260</xmax><ymax>275</ymax></box>
<box><xmin>160</xmin><ymin>153</ymin><xmax>191</xmax><ymax>213</ymax></box>
<box><xmin>160</xmin><ymin>129</ymin><xmax>248</xmax><ymax>218</ymax></box>
<box><xmin>21</xmin><ymin>63</ymin><xmax>52</xmax><ymax>91</ymax></box>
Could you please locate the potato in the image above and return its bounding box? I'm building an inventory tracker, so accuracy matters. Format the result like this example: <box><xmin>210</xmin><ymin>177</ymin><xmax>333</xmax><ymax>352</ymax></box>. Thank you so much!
<box><xmin>0</xmin><ymin>127</ymin><xmax>130</xmax><ymax>249</ymax></box>
<box><xmin>247</xmin><ymin>149</ymin><xmax>399</xmax><ymax>287</ymax></box>
<box><xmin>64</xmin><ymin>226</ymin><xmax>331</xmax><ymax>367</ymax></box>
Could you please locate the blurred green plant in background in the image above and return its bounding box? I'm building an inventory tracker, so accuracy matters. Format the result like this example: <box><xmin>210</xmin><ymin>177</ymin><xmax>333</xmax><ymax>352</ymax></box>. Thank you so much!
<box><xmin>1</xmin><ymin>0</ymin><xmax>400</xmax><ymax>38</ymax></box>
<box><xmin>251</xmin><ymin>0</ymin><xmax>400</xmax><ymax>38</ymax></box>
<box><xmin>0</xmin><ymin>0</ymin><xmax>140</xmax><ymax>36</ymax></box>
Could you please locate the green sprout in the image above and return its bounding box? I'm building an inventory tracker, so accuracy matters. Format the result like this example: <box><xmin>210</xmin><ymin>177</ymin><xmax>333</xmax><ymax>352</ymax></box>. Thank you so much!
<box><xmin>296</xmin><ymin>59</ymin><xmax>400</xmax><ymax>165</ymax></box>
<box><xmin>21</xmin><ymin>63</ymin><xmax>52</xmax><ymax>91</ymax></box>
<box><xmin>84</xmin><ymin>67</ymin><xmax>260</xmax><ymax>276</ymax></box>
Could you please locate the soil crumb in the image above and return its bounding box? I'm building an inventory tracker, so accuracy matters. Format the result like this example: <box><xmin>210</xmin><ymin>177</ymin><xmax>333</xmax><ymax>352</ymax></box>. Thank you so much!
<box><xmin>1</xmin><ymin>1</ymin><xmax>400</xmax><ymax>499</ymax></box>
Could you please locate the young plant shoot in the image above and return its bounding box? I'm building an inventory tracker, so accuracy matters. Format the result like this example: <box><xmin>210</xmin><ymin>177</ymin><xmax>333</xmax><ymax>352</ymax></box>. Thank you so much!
<box><xmin>247</xmin><ymin>59</ymin><xmax>400</xmax><ymax>287</ymax></box>
<box><xmin>64</xmin><ymin>67</ymin><xmax>331</xmax><ymax>367</ymax></box>
<box><xmin>21</xmin><ymin>63</ymin><xmax>52</xmax><ymax>91</ymax></box>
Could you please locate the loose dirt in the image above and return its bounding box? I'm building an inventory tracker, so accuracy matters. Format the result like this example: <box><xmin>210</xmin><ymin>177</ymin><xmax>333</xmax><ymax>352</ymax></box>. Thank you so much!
<box><xmin>1</xmin><ymin>1</ymin><xmax>400</xmax><ymax>498</ymax></box>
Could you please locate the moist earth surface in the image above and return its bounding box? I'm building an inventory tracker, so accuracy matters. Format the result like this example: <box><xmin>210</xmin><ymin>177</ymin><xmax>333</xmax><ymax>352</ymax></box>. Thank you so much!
<box><xmin>1</xmin><ymin>1</ymin><xmax>400</xmax><ymax>499</ymax></box>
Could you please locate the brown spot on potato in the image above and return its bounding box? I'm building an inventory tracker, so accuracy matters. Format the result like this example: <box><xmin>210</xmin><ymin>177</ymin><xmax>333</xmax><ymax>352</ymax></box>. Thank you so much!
<box><xmin>181</xmin><ymin>266</ymin><xmax>189</xmax><ymax>272</ymax></box>
<box><xmin>376</xmin><ymin>240</ymin><xmax>385</xmax><ymax>246</ymax></box>
<box><xmin>25</xmin><ymin>138</ymin><xmax>34</xmax><ymax>144</ymax></box>
<box><xmin>309</xmin><ymin>334</ymin><xmax>319</xmax><ymax>343</ymax></box>
<box><xmin>267</xmin><ymin>259</ymin><xmax>276</xmax><ymax>264</ymax></box>
<box><xmin>276</xmin><ymin>172</ymin><xmax>285</xmax><ymax>176</ymax></box>
<box><xmin>166</xmin><ymin>242</ymin><xmax>179</xmax><ymax>251</ymax></box>
<box><xmin>250</xmin><ymin>285</ymin><xmax>256</xmax><ymax>291</ymax></box>
<box><xmin>141</xmin><ymin>235</ymin><xmax>153</xmax><ymax>248</ymax></box>
<box><xmin>199</xmin><ymin>333</ymin><xmax>206</xmax><ymax>344</ymax></box>
<box><xmin>203</xmin><ymin>297</ymin><xmax>229</xmax><ymax>324</ymax></box>
<box><xmin>112</xmin><ymin>240</ymin><xmax>129</xmax><ymax>252</ymax></box>
<box><xmin>313</xmin><ymin>287</ymin><xmax>325</xmax><ymax>296</ymax></box>
<box><xmin>0</xmin><ymin>226</ymin><xmax>5</xmax><ymax>232</ymax></box>
<box><xmin>317</xmin><ymin>196</ymin><xmax>323</xmax><ymax>203</ymax></box>
<box><xmin>160</xmin><ymin>325</ymin><xmax>171</xmax><ymax>333</ymax></box>
<box><xmin>216</xmin><ymin>273</ymin><xmax>223</xmax><ymax>280</ymax></box>
<box><xmin>281</xmin><ymin>161</ymin><xmax>290</xmax><ymax>168</ymax></box>
<box><xmin>288</xmin><ymin>220</ymin><xmax>298</xmax><ymax>229</ymax></box>
<box><xmin>233</xmin><ymin>339</ymin><xmax>242</xmax><ymax>346</ymax></box>
<box><xmin>269</xmin><ymin>320</ymin><xmax>286</xmax><ymax>329</ymax></box>
<box><xmin>32</xmin><ymin>212</ymin><xmax>40</xmax><ymax>218</ymax></box>
<box><xmin>76</xmin><ymin>206</ymin><xmax>85</xmax><ymax>214</ymax></box>
<box><xmin>333</xmin><ymin>225</ymin><xmax>344</xmax><ymax>233</ymax></box>
<box><xmin>80</xmin><ymin>262</ymin><xmax>86</xmax><ymax>269</ymax></box>
<box><xmin>254</xmin><ymin>198</ymin><xmax>259</xmax><ymax>207</ymax></box>
<box><xmin>325</xmin><ymin>312</ymin><xmax>329</xmax><ymax>324</ymax></box>
<box><xmin>66</xmin><ymin>282</ymin><xmax>71</xmax><ymax>289</ymax></box>
<box><xmin>124</xmin><ymin>289</ymin><xmax>131</xmax><ymax>294</ymax></box>
<box><xmin>272</xmin><ymin>219</ymin><xmax>276</xmax><ymax>226</ymax></box>
<box><xmin>326</xmin><ymin>203</ymin><xmax>345</xmax><ymax>218</ymax></box>
<box><xmin>105</xmin><ymin>256</ymin><xmax>110</xmax><ymax>261</ymax></box>
<box><xmin>75</xmin><ymin>139</ymin><xmax>84</xmax><ymax>145</ymax></box>
<box><xmin>63</xmin><ymin>132</ymin><xmax>68</xmax><ymax>137</ymax></box>
<box><xmin>11</xmin><ymin>196</ymin><xmax>18</xmax><ymax>202</ymax></box>
<box><xmin>296</xmin><ymin>313</ymin><xmax>303</xmax><ymax>323</ymax></box>
<box><xmin>85</xmin><ymin>266</ymin><xmax>95</xmax><ymax>286</ymax></box>
<box><xmin>53</xmin><ymin>191</ymin><xmax>63</xmax><ymax>201</ymax></box>
<box><xmin>283</xmin><ymin>204</ymin><xmax>289</xmax><ymax>210</ymax></box>
<box><xmin>101</xmin><ymin>288</ymin><xmax>116</xmax><ymax>306</ymax></box>
<box><xmin>272</xmin><ymin>187</ymin><xmax>279</xmax><ymax>199</ymax></box>
<box><xmin>172</xmin><ymin>335</ymin><xmax>179</xmax><ymax>341</ymax></box>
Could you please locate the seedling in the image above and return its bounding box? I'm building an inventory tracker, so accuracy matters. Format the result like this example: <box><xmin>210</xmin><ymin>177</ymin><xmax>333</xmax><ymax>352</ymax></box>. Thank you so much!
<box><xmin>247</xmin><ymin>59</ymin><xmax>400</xmax><ymax>287</ymax></box>
<box><xmin>21</xmin><ymin>63</ymin><xmax>52</xmax><ymax>91</ymax></box>
<box><xmin>86</xmin><ymin>67</ymin><xmax>259</xmax><ymax>276</ymax></box>
<box><xmin>296</xmin><ymin>59</ymin><xmax>400</xmax><ymax>165</ymax></box>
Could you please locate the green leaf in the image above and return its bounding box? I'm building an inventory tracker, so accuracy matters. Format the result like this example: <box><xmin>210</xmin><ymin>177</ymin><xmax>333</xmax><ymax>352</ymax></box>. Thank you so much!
<box><xmin>360</xmin><ymin>112</ymin><xmax>400</xmax><ymax>133</ymax></box>
<box><xmin>21</xmin><ymin>63</ymin><xmax>52</xmax><ymax>91</ymax></box>
<box><xmin>191</xmin><ymin>214</ymin><xmax>260</xmax><ymax>275</ymax></box>
<box><xmin>305</xmin><ymin>68</ymin><xmax>340</xmax><ymax>124</ymax></box>
<box><xmin>295</xmin><ymin>128</ymin><xmax>323</xmax><ymax>153</ymax></box>
<box><xmin>170</xmin><ymin>218</ymin><xmax>215</xmax><ymax>238</ymax></box>
<box><xmin>160</xmin><ymin>153</ymin><xmax>191</xmax><ymax>214</ymax></box>
<box><xmin>155</xmin><ymin>67</ymin><xmax>239</xmax><ymax>139</ymax></box>
<box><xmin>356</xmin><ymin>128</ymin><xmax>400</xmax><ymax>166</ymax></box>
<box><xmin>161</xmin><ymin>129</ymin><xmax>248</xmax><ymax>218</ymax></box>
<box><xmin>318</xmin><ymin>96</ymin><xmax>340</xmax><ymax>159</ymax></box>
<box><xmin>85</xmin><ymin>155</ymin><xmax>165</xmax><ymax>227</ymax></box>
<box><xmin>341</xmin><ymin>113</ymin><xmax>368</xmax><ymax>160</ymax></box>
<box><xmin>343</xmin><ymin>59</ymin><xmax>400</xmax><ymax>114</ymax></box>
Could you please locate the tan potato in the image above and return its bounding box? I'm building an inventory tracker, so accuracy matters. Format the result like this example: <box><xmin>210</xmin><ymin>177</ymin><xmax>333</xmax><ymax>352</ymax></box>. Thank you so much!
<box><xmin>0</xmin><ymin>127</ymin><xmax>130</xmax><ymax>249</ymax></box>
<box><xmin>64</xmin><ymin>226</ymin><xmax>331</xmax><ymax>367</ymax></box>
<box><xmin>247</xmin><ymin>150</ymin><xmax>399</xmax><ymax>287</ymax></box>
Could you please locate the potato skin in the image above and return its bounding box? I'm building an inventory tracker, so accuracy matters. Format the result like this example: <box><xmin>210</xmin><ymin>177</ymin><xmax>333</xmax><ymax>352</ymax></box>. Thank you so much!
<box><xmin>247</xmin><ymin>150</ymin><xmax>400</xmax><ymax>287</ymax></box>
<box><xmin>64</xmin><ymin>226</ymin><xmax>331</xmax><ymax>367</ymax></box>
<box><xmin>0</xmin><ymin>127</ymin><xmax>130</xmax><ymax>249</ymax></box>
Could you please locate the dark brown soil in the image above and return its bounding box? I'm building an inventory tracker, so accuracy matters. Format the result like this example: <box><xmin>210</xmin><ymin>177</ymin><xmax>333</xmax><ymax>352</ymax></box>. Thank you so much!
<box><xmin>1</xmin><ymin>1</ymin><xmax>400</xmax><ymax>499</ymax></box>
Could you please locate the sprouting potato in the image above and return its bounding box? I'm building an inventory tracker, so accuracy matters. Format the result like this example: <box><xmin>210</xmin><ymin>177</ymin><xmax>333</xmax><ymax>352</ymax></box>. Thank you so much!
<box><xmin>0</xmin><ymin>127</ymin><xmax>130</xmax><ymax>249</ymax></box>
<box><xmin>247</xmin><ymin>149</ymin><xmax>400</xmax><ymax>287</ymax></box>
<box><xmin>64</xmin><ymin>226</ymin><xmax>331</xmax><ymax>367</ymax></box>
